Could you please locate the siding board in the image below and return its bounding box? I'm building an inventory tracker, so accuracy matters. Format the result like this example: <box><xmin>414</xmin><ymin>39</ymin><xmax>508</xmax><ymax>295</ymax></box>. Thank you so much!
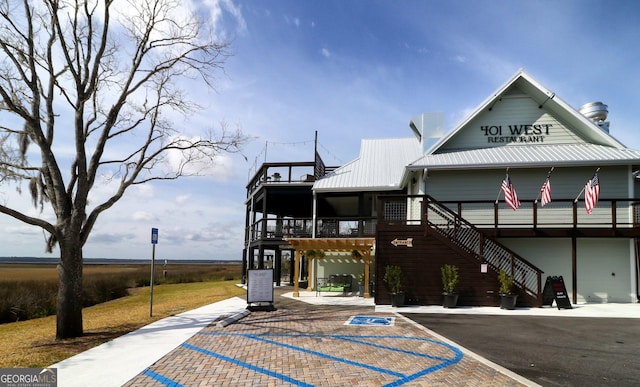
<box><xmin>442</xmin><ymin>94</ymin><xmax>588</xmax><ymax>150</ymax></box>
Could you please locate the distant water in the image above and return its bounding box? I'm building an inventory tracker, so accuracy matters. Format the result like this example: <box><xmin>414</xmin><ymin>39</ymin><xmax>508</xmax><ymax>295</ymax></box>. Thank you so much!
<box><xmin>0</xmin><ymin>257</ymin><xmax>240</xmax><ymax>265</ymax></box>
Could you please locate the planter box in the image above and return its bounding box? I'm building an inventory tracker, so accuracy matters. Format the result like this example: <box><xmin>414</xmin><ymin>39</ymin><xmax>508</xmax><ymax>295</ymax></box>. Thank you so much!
<box><xmin>391</xmin><ymin>292</ymin><xmax>405</xmax><ymax>307</ymax></box>
<box><xmin>500</xmin><ymin>294</ymin><xmax>518</xmax><ymax>310</ymax></box>
<box><xmin>442</xmin><ymin>293</ymin><xmax>459</xmax><ymax>308</ymax></box>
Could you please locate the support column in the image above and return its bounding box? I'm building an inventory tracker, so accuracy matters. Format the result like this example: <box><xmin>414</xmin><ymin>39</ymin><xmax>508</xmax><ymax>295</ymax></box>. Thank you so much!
<box><xmin>572</xmin><ymin>236</ymin><xmax>577</xmax><ymax>304</ymax></box>
<box><xmin>288</xmin><ymin>249</ymin><xmax>295</xmax><ymax>285</ymax></box>
<box><xmin>241</xmin><ymin>248</ymin><xmax>247</xmax><ymax>284</ymax></box>
<box><xmin>274</xmin><ymin>249</ymin><xmax>282</xmax><ymax>286</ymax></box>
<box><xmin>293</xmin><ymin>249</ymin><xmax>301</xmax><ymax>297</ymax></box>
<box><xmin>307</xmin><ymin>257</ymin><xmax>314</xmax><ymax>291</ymax></box>
<box><xmin>258</xmin><ymin>246</ymin><xmax>265</xmax><ymax>269</ymax></box>
<box><xmin>248</xmin><ymin>247</ymin><xmax>255</xmax><ymax>270</ymax></box>
<box><xmin>363</xmin><ymin>249</ymin><xmax>371</xmax><ymax>298</ymax></box>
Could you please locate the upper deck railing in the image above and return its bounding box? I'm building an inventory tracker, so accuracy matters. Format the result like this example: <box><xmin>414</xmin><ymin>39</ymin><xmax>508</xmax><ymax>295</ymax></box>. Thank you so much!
<box><xmin>378</xmin><ymin>195</ymin><xmax>640</xmax><ymax>233</ymax></box>
<box><xmin>246</xmin><ymin>153</ymin><xmax>338</xmax><ymax>198</ymax></box>
<box><xmin>246</xmin><ymin>216</ymin><xmax>377</xmax><ymax>244</ymax></box>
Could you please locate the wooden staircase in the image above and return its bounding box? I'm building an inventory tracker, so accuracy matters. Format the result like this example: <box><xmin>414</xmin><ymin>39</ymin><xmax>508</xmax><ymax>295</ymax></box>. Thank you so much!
<box><xmin>422</xmin><ymin>195</ymin><xmax>544</xmax><ymax>306</ymax></box>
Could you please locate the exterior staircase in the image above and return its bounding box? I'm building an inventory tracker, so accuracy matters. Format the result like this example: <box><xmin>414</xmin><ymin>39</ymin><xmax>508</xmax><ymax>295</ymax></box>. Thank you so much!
<box><xmin>422</xmin><ymin>195</ymin><xmax>544</xmax><ymax>306</ymax></box>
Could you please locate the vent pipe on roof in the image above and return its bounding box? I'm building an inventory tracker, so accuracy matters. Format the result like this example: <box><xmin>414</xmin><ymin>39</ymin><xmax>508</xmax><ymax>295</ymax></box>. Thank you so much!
<box><xmin>579</xmin><ymin>102</ymin><xmax>610</xmax><ymax>133</ymax></box>
<box><xmin>409</xmin><ymin>112</ymin><xmax>444</xmax><ymax>152</ymax></box>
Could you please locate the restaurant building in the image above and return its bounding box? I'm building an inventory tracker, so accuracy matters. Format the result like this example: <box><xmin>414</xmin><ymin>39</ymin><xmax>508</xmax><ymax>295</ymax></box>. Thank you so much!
<box><xmin>244</xmin><ymin>70</ymin><xmax>640</xmax><ymax>306</ymax></box>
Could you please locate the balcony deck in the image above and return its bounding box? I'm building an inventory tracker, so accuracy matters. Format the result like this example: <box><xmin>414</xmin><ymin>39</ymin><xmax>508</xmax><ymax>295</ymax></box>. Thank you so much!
<box><xmin>247</xmin><ymin>195</ymin><xmax>640</xmax><ymax>247</ymax></box>
<box><xmin>246</xmin><ymin>160</ymin><xmax>338</xmax><ymax>200</ymax></box>
<box><xmin>379</xmin><ymin>195</ymin><xmax>640</xmax><ymax>239</ymax></box>
<box><xmin>247</xmin><ymin>216</ymin><xmax>377</xmax><ymax>246</ymax></box>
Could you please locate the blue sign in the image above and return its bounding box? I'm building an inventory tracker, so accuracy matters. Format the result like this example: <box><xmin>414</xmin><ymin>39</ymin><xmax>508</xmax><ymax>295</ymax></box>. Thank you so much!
<box><xmin>151</xmin><ymin>228</ymin><xmax>158</xmax><ymax>244</ymax></box>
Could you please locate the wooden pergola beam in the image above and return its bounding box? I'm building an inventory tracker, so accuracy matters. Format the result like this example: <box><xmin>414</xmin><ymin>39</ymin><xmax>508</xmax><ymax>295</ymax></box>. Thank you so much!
<box><xmin>285</xmin><ymin>237</ymin><xmax>375</xmax><ymax>298</ymax></box>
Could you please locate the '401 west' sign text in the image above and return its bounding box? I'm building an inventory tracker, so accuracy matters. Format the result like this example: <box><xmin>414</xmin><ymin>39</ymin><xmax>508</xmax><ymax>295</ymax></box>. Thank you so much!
<box><xmin>481</xmin><ymin>124</ymin><xmax>553</xmax><ymax>143</ymax></box>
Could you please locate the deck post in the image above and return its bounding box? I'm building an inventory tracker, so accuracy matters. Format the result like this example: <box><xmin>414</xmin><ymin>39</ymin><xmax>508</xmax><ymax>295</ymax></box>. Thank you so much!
<box><xmin>537</xmin><ymin>271</ymin><xmax>543</xmax><ymax>306</ymax></box>
<box><xmin>612</xmin><ymin>200</ymin><xmax>617</xmax><ymax>230</ymax></box>
<box><xmin>422</xmin><ymin>199</ymin><xmax>428</xmax><ymax>235</ymax></box>
<box><xmin>572</xmin><ymin>236</ymin><xmax>577</xmax><ymax>304</ymax></box>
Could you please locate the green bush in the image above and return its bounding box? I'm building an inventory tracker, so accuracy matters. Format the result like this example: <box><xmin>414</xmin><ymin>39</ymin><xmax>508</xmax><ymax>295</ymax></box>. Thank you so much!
<box><xmin>498</xmin><ymin>269</ymin><xmax>515</xmax><ymax>294</ymax></box>
<box><xmin>441</xmin><ymin>264</ymin><xmax>459</xmax><ymax>294</ymax></box>
<box><xmin>383</xmin><ymin>265</ymin><xmax>403</xmax><ymax>293</ymax></box>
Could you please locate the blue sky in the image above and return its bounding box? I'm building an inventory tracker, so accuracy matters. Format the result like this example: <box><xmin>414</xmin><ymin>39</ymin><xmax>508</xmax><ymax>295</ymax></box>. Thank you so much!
<box><xmin>1</xmin><ymin>0</ymin><xmax>639</xmax><ymax>261</ymax></box>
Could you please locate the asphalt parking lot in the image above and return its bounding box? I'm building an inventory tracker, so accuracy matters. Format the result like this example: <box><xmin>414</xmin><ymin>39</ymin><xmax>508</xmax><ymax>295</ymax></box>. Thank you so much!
<box><xmin>405</xmin><ymin>313</ymin><xmax>640</xmax><ymax>386</ymax></box>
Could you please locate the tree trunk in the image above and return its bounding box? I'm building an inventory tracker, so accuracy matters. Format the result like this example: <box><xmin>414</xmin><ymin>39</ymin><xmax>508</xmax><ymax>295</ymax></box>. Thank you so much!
<box><xmin>56</xmin><ymin>237</ymin><xmax>84</xmax><ymax>339</ymax></box>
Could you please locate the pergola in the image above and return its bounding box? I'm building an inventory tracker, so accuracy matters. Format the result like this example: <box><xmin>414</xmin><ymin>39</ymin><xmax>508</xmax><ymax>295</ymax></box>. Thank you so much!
<box><xmin>285</xmin><ymin>237</ymin><xmax>376</xmax><ymax>298</ymax></box>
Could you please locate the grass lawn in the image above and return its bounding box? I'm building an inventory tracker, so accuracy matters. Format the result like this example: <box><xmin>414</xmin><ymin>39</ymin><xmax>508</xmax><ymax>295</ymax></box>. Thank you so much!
<box><xmin>0</xmin><ymin>280</ymin><xmax>246</xmax><ymax>368</ymax></box>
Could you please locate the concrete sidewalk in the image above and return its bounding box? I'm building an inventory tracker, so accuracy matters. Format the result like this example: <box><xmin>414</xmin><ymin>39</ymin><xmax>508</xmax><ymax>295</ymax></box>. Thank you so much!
<box><xmin>376</xmin><ymin>302</ymin><xmax>640</xmax><ymax>318</ymax></box>
<box><xmin>284</xmin><ymin>290</ymin><xmax>640</xmax><ymax>318</ymax></box>
<box><xmin>50</xmin><ymin>296</ymin><xmax>248</xmax><ymax>387</ymax></box>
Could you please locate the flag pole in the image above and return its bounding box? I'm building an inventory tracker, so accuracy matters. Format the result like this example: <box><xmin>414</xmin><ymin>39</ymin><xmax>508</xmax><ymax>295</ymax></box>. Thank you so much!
<box><xmin>496</xmin><ymin>168</ymin><xmax>508</xmax><ymax>204</ymax></box>
<box><xmin>534</xmin><ymin>167</ymin><xmax>554</xmax><ymax>204</ymax></box>
<box><xmin>574</xmin><ymin>167</ymin><xmax>600</xmax><ymax>203</ymax></box>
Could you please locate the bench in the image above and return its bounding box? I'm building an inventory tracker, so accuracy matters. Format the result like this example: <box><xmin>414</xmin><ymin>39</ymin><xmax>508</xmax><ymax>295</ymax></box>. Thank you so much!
<box><xmin>316</xmin><ymin>274</ymin><xmax>353</xmax><ymax>296</ymax></box>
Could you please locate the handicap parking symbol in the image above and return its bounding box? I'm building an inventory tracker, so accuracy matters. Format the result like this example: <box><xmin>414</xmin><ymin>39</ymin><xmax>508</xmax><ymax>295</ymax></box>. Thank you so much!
<box><xmin>345</xmin><ymin>315</ymin><xmax>395</xmax><ymax>326</ymax></box>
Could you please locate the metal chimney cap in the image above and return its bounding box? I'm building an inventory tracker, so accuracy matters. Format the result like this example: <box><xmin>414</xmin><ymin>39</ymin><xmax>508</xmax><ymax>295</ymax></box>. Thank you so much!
<box><xmin>579</xmin><ymin>101</ymin><xmax>608</xmax><ymax>122</ymax></box>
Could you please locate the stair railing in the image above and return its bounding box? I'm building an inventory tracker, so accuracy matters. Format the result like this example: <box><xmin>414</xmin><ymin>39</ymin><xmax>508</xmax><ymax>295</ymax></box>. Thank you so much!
<box><xmin>423</xmin><ymin>195</ymin><xmax>544</xmax><ymax>302</ymax></box>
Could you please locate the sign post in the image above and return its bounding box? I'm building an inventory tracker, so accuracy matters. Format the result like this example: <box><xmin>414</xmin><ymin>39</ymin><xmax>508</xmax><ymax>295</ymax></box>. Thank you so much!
<box><xmin>150</xmin><ymin>228</ymin><xmax>158</xmax><ymax>317</ymax></box>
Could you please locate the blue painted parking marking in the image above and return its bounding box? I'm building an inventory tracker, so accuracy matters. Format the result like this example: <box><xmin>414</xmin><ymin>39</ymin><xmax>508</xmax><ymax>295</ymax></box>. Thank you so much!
<box><xmin>143</xmin><ymin>331</ymin><xmax>463</xmax><ymax>386</ymax></box>
<box><xmin>181</xmin><ymin>342</ymin><xmax>313</xmax><ymax>387</ymax></box>
<box><xmin>346</xmin><ymin>315</ymin><xmax>395</xmax><ymax>326</ymax></box>
<box><xmin>247</xmin><ymin>333</ymin><xmax>406</xmax><ymax>377</ymax></box>
<box><xmin>142</xmin><ymin>369</ymin><xmax>184</xmax><ymax>387</ymax></box>
<box><xmin>183</xmin><ymin>332</ymin><xmax>464</xmax><ymax>386</ymax></box>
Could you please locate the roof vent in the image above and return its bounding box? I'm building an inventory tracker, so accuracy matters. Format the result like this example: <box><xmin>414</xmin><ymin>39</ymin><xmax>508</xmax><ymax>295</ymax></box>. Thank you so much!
<box><xmin>579</xmin><ymin>102</ymin><xmax>609</xmax><ymax>132</ymax></box>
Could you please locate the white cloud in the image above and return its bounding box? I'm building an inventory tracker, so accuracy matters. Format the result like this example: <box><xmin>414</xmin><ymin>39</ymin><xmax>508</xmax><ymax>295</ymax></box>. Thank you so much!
<box><xmin>165</xmin><ymin>137</ymin><xmax>238</xmax><ymax>181</ymax></box>
<box><xmin>176</xmin><ymin>194</ymin><xmax>191</xmax><ymax>204</ymax></box>
<box><xmin>321</xmin><ymin>48</ymin><xmax>331</xmax><ymax>58</ymax></box>
<box><xmin>132</xmin><ymin>211</ymin><xmax>157</xmax><ymax>221</ymax></box>
<box><xmin>204</xmin><ymin>0</ymin><xmax>247</xmax><ymax>37</ymax></box>
<box><xmin>135</xmin><ymin>185</ymin><xmax>156</xmax><ymax>198</ymax></box>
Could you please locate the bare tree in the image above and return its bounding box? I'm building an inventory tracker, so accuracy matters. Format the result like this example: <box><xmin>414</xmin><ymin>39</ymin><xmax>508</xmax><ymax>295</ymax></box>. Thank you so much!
<box><xmin>0</xmin><ymin>0</ymin><xmax>247</xmax><ymax>339</ymax></box>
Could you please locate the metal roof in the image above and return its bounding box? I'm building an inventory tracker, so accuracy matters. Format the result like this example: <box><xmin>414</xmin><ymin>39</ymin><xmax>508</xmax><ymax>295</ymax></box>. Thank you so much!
<box><xmin>314</xmin><ymin>137</ymin><xmax>422</xmax><ymax>192</ymax></box>
<box><xmin>408</xmin><ymin>143</ymin><xmax>640</xmax><ymax>170</ymax></box>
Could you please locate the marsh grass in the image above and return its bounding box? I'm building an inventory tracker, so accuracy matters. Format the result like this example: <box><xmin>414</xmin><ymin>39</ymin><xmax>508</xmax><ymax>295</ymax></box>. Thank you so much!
<box><xmin>0</xmin><ymin>263</ymin><xmax>240</xmax><ymax>323</ymax></box>
<box><xmin>0</xmin><ymin>280</ymin><xmax>245</xmax><ymax>368</ymax></box>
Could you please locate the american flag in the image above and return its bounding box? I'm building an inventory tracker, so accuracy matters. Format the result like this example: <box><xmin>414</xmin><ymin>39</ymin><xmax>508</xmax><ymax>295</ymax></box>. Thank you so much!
<box><xmin>540</xmin><ymin>178</ymin><xmax>551</xmax><ymax>207</ymax></box>
<box><xmin>501</xmin><ymin>174</ymin><xmax>520</xmax><ymax>210</ymax></box>
<box><xmin>585</xmin><ymin>172</ymin><xmax>600</xmax><ymax>214</ymax></box>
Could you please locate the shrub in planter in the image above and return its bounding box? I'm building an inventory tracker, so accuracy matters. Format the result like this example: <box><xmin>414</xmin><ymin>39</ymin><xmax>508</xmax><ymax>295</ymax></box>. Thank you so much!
<box><xmin>383</xmin><ymin>265</ymin><xmax>404</xmax><ymax>307</ymax></box>
<box><xmin>441</xmin><ymin>264</ymin><xmax>459</xmax><ymax>308</ymax></box>
<box><xmin>357</xmin><ymin>272</ymin><xmax>365</xmax><ymax>297</ymax></box>
<box><xmin>498</xmin><ymin>269</ymin><xmax>518</xmax><ymax>310</ymax></box>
